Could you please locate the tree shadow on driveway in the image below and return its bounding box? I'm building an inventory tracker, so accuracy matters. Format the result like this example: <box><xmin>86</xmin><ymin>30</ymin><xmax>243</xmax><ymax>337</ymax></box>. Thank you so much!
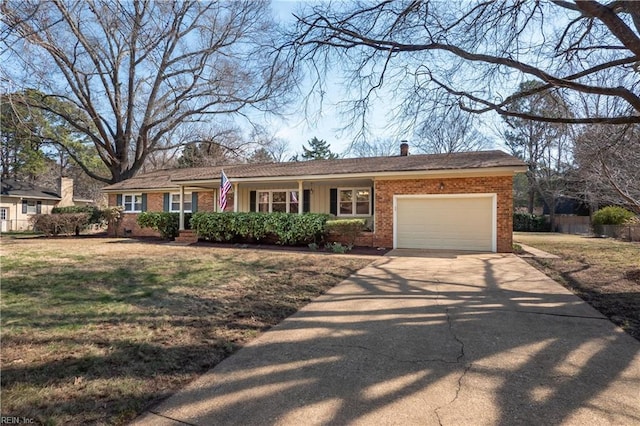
<box><xmin>139</xmin><ymin>254</ymin><xmax>640</xmax><ymax>425</ymax></box>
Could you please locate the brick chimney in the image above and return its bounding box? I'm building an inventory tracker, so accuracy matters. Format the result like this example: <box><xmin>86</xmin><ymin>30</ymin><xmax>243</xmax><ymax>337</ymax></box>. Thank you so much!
<box><xmin>58</xmin><ymin>177</ymin><xmax>74</xmax><ymax>207</ymax></box>
<box><xmin>400</xmin><ymin>140</ymin><xmax>409</xmax><ymax>156</ymax></box>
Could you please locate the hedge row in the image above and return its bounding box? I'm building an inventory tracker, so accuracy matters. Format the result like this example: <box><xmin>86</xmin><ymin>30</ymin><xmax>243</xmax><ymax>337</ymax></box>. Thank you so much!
<box><xmin>30</xmin><ymin>213</ymin><xmax>90</xmax><ymax>236</ymax></box>
<box><xmin>136</xmin><ymin>212</ymin><xmax>192</xmax><ymax>240</ymax></box>
<box><xmin>52</xmin><ymin>205</ymin><xmax>103</xmax><ymax>224</ymax></box>
<box><xmin>513</xmin><ymin>212</ymin><xmax>550</xmax><ymax>232</ymax></box>
<box><xmin>190</xmin><ymin>212</ymin><xmax>330</xmax><ymax>245</ymax></box>
<box><xmin>325</xmin><ymin>218</ymin><xmax>366</xmax><ymax>246</ymax></box>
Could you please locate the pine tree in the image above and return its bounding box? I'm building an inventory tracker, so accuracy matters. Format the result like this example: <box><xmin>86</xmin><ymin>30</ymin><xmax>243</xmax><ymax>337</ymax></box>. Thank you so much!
<box><xmin>300</xmin><ymin>137</ymin><xmax>338</xmax><ymax>160</ymax></box>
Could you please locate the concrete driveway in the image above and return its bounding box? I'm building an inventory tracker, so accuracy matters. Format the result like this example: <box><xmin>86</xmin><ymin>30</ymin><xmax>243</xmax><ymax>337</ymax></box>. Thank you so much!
<box><xmin>133</xmin><ymin>251</ymin><xmax>640</xmax><ymax>426</ymax></box>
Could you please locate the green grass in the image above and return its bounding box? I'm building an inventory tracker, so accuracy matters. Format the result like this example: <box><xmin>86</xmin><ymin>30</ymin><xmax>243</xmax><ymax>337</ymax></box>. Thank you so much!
<box><xmin>0</xmin><ymin>238</ymin><xmax>374</xmax><ymax>425</ymax></box>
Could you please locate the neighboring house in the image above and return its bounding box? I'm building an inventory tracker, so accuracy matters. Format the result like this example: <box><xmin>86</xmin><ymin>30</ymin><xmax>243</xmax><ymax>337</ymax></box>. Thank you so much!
<box><xmin>102</xmin><ymin>146</ymin><xmax>527</xmax><ymax>252</ymax></box>
<box><xmin>0</xmin><ymin>177</ymin><xmax>93</xmax><ymax>232</ymax></box>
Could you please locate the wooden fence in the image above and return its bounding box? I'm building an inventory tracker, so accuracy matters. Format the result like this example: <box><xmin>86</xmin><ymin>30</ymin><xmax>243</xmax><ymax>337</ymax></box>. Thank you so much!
<box><xmin>593</xmin><ymin>224</ymin><xmax>640</xmax><ymax>242</ymax></box>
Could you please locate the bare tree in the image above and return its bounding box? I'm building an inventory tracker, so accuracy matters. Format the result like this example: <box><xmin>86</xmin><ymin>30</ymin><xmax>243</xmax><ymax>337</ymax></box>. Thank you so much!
<box><xmin>575</xmin><ymin>124</ymin><xmax>640</xmax><ymax>213</ymax></box>
<box><xmin>264</xmin><ymin>137</ymin><xmax>290</xmax><ymax>162</ymax></box>
<box><xmin>347</xmin><ymin>137</ymin><xmax>399</xmax><ymax>157</ymax></box>
<box><xmin>288</xmin><ymin>1</ymin><xmax>640</xmax><ymax>131</ymax></box>
<box><xmin>1</xmin><ymin>0</ymin><xmax>293</xmax><ymax>183</ymax></box>
<box><xmin>502</xmin><ymin>81</ymin><xmax>574</xmax><ymax>225</ymax></box>
<box><xmin>415</xmin><ymin>109</ymin><xmax>491</xmax><ymax>154</ymax></box>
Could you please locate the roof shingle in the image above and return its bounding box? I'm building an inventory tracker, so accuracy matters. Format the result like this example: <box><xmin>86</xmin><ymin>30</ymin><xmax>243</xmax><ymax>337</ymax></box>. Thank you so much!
<box><xmin>103</xmin><ymin>150</ymin><xmax>526</xmax><ymax>191</ymax></box>
<box><xmin>1</xmin><ymin>179</ymin><xmax>61</xmax><ymax>200</ymax></box>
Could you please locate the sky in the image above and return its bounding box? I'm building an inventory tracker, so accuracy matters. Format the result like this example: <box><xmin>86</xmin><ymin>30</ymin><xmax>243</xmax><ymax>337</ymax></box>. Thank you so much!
<box><xmin>265</xmin><ymin>1</ymin><xmax>414</xmax><ymax>157</ymax></box>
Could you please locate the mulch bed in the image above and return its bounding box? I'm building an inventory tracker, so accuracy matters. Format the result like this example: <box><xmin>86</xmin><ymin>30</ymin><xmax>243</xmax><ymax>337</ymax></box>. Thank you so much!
<box><xmin>193</xmin><ymin>240</ymin><xmax>391</xmax><ymax>256</ymax></box>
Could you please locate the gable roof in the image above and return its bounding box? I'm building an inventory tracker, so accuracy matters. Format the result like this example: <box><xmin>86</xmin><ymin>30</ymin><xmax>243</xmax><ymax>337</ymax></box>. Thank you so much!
<box><xmin>103</xmin><ymin>150</ymin><xmax>526</xmax><ymax>192</ymax></box>
<box><xmin>1</xmin><ymin>179</ymin><xmax>62</xmax><ymax>200</ymax></box>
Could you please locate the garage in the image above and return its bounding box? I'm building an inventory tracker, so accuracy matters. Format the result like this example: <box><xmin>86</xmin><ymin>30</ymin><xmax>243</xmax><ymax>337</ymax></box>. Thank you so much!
<box><xmin>394</xmin><ymin>194</ymin><xmax>496</xmax><ymax>252</ymax></box>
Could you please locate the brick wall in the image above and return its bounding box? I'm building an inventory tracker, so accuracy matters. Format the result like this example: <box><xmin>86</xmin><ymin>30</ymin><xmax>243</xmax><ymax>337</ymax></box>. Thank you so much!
<box><xmin>198</xmin><ymin>191</ymin><xmax>215</xmax><ymax>212</ymax></box>
<box><xmin>106</xmin><ymin>192</ymin><xmax>215</xmax><ymax>237</ymax></box>
<box><xmin>373</xmin><ymin>176</ymin><xmax>514</xmax><ymax>252</ymax></box>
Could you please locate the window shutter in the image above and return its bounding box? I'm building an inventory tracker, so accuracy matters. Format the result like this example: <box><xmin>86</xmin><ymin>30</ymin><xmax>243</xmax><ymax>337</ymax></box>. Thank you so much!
<box><xmin>191</xmin><ymin>192</ymin><xmax>198</xmax><ymax>212</ymax></box>
<box><xmin>22</xmin><ymin>200</ymin><xmax>27</xmax><ymax>214</ymax></box>
<box><xmin>370</xmin><ymin>186</ymin><xmax>374</xmax><ymax>214</ymax></box>
<box><xmin>116</xmin><ymin>194</ymin><xmax>123</xmax><ymax>206</ymax></box>
<box><xmin>303</xmin><ymin>189</ymin><xmax>311</xmax><ymax>213</ymax></box>
<box><xmin>36</xmin><ymin>201</ymin><xmax>42</xmax><ymax>214</ymax></box>
<box><xmin>249</xmin><ymin>191</ymin><xmax>256</xmax><ymax>212</ymax></box>
<box><xmin>330</xmin><ymin>188</ymin><xmax>337</xmax><ymax>215</ymax></box>
<box><xmin>141</xmin><ymin>194</ymin><xmax>147</xmax><ymax>212</ymax></box>
<box><xmin>163</xmin><ymin>193</ymin><xmax>170</xmax><ymax>212</ymax></box>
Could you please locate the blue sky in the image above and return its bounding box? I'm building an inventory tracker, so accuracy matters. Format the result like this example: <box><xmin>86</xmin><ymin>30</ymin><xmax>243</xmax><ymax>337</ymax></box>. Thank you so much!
<box><xmin>266</xmin><ymin>1</ymin><xmax>409</xmax><ymax>156</ymax></box>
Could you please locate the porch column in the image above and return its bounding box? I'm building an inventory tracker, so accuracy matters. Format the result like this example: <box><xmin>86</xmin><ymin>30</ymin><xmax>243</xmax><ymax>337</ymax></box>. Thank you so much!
<box><xmin>298</xmin><ymin>180</ymin><xmax>303</xmax><ymax>214</ymax></box>
<box><xmin>179</xmin><ymin>185</ymin><xmax>185</xmax><ymax>230</ymax></box>
<box><xmin>233</xmin><ymin>183</ymin><xmax>239</xmax><ymax>212</ymax></box>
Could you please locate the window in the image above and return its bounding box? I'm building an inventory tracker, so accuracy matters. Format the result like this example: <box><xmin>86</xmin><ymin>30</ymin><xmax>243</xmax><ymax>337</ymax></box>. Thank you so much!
<box><xmin>123</xmin><ymin>194</ymin><xmax>143</xmax><ymax>212</ymax></box>
<box><xmin>170</xmin><ymin>193</ymin><xmax>192</xmax><ymax>212</ymax></box>
<box><xmin>0</xmin><ymin>207</ymin><xmax>7</xmax><ymax>220</ymax></box>
<box><xmin>25</xmin><ymin>200</ymin><xmax>37</xmax><ymax>214</ymax></box>
<box><xmin>338</xmin><ymin>188</ymin><xmax>371</xmax><ymax>216</ymax></box>
<box><xmin>256</xmin><ymin>190</ymin><xmax>300</xmax><ymax>213</ymax></box>
<box><xmin>21</xmin><ymin>200</ymin><xmax>41</xmax><ymax>214</ymax></box>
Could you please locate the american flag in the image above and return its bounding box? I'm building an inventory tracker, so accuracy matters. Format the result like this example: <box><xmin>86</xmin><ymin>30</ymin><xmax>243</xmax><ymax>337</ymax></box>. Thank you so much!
<box><xmin>219</xmin><ymin>170</ymin><xmax>232</xmax><ymax>211</ymax></box>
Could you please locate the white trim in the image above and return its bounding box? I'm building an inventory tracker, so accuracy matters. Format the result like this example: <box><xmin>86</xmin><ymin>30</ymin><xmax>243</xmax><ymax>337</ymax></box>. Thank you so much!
<box><xmin>393</xmin><ymin>193</ymin><xmax>497</xmax><ymax>252</ymax></box>
<box><xmin>169</xmin><ymin>192</ymin><xmax>193</xmax><ymax>213</ymax></box>
<box><xmin>337</xmin><ymin>187</ymin><xmax>372</xmax><ymax>217</ymax></box>
<box><xmin>122</xmin><ymin>193</ymin><xmax>143</xmax><ymax>213</ymax></box>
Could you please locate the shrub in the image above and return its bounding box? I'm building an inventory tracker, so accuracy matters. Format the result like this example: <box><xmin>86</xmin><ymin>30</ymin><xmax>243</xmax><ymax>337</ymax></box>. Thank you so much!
<box><xmin>103</xmin><ymin>206</ymin><xmax>124</xmax><ymax>236</ymax></box>
<box><xmin>30</xmin><ymin>213</ymin><xmax>89</xmax><ymax>236</ymax></box>
<box><xmin>513</xmin><ymin>213</ymin><xmax>550</xmax><ymax>232</ymax></box>
<box><xmin>325</xmin><ymin>219</ymin><xmax>366</xmax><ymax>246</ymax></box>
<box><xmin>190</xmin><ymin>212</ymin><xmax>330</xmax><ymax>245</ymax></box>
<box><xmin>137</xmin><ymin>212</ymin><xmax>192</xmax><ymax>240</ymax></box>
<box><xmin>52</xmin><ymin>205</ymin><xmax>103</xmax><ymax>224</ymax></box>
<box><xmin>592</xmin><ymin>206</ymin><xmax>636</xmax><ymax>225</ymax></box>
<box><xmin>325</xmin><ymin>242</ymin><xmax>351</xmax><ymax>253</ymax></box>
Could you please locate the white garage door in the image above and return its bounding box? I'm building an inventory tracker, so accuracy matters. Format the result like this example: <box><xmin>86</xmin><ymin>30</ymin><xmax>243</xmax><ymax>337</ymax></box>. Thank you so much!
<box><xmin>395</xmin><ymin>195</ymin><xmax>495</xmax><ymax>251</ymax></box>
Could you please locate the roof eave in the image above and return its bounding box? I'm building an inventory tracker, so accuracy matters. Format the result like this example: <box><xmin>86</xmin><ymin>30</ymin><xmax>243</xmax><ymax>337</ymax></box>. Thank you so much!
<box><xmin>170</xmin><ymin>165</ymin><xmax>528</xmax><ymax>186</ymax></box>
<box><xmin>102</xmin><ymin>186</ymin><xmax>185</xmax><ymax>193</ymax></box>
<box><xmin>1</xmin><ymin>194</ymin><xmax>62</xmax><ymax>200</ymax></box>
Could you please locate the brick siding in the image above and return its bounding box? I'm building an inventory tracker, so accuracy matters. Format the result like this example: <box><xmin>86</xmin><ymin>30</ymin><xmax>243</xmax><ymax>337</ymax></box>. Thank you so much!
<box><xmin>107</xmin><ymin>191</ymin><xmax>215</xmax><ymax>237</ymax></box>
<box><xmin>106</xmin><ymin>177</ymin><xmax>515</xmax><ymax>252</ymax></box>
<box><xmin>373</xmin><ymin>176</ymin><xmax>514</xmax><ymax>252</ymax></box>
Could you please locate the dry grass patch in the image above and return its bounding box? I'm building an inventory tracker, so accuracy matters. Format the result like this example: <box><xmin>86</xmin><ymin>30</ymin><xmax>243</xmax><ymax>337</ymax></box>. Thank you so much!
<box><xmin>514</xmin><ymin>232</ymin><xmax>640</xmax><ymax>340</ymax></box>
<box><xmin>0</xmin><ymin>237</ymin><xmax>373</xmax><ymax>425</ymax></box>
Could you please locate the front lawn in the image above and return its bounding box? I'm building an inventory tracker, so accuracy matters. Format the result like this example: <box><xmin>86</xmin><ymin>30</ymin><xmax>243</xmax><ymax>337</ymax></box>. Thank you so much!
<box><xmin>513</xmin><ymin>232</ymin><xmax>640</xmax><ymax>340</ymax></box>
<box><xmin>0</xmin><ymin>238</ymin><xmax>373</xmax><ymax>425</ymax></box>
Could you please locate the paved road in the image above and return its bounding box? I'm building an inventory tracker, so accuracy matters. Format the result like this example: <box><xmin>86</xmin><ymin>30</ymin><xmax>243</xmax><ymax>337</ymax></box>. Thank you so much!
<box><xmin>133</xmin><ymin>250</ymin><xmax>640</xmax><ymax>426</ymax></box>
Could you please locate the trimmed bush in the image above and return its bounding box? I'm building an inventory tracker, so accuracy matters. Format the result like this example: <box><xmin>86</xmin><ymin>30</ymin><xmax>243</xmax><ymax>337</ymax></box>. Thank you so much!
<box><xmin>190</xmin><ymin>212</ymin><xmax>330</xmax><ymax>245</ymax></box>
<box><xmin>326</xmin><ymin>218</ymin><xmax>366</xmax><ymax>246</ymax></box>
<box><xmin>592</xmin><ymin>206</ymin><xmax>636</xmax><ymax>225</ymax></box>
<box><xmin>513</xmin><ymin>212</ymin><xmax>550</xmax><ymax>232</ymax></box>
<box><xmin>30</xmin><ymin>213</ymin><xmax>89</xmax><ymax>236</ymax></box>
<box><xmin>137</xmin><ymin>212</ymin><xmax>192</xmax><ymax>240</ymax></box>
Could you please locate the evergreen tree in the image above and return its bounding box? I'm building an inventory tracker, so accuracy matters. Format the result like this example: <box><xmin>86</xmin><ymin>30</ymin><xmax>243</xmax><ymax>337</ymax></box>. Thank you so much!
<box><xmin>300</xmin><ymin>137</ymin><xmax>338</xmax><ymax>160</ymax></box>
